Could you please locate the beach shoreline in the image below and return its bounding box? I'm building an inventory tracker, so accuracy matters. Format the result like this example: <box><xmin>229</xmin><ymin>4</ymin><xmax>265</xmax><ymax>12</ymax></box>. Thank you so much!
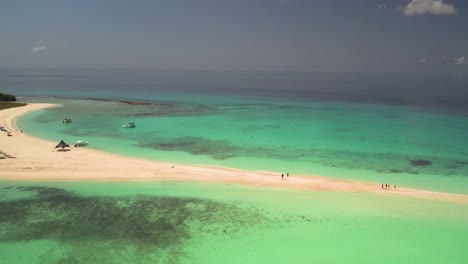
<box><xmin>1</xmin><ymin>103</ymin><xmax>467</xmax><ymax>204</ymax></box>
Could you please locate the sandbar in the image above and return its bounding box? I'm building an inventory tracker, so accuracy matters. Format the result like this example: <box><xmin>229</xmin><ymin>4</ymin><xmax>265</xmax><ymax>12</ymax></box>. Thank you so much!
<box><xmin>1</xmin><ymin>103</ymin><xmax>467</xmax><ymax>204</ymax></box>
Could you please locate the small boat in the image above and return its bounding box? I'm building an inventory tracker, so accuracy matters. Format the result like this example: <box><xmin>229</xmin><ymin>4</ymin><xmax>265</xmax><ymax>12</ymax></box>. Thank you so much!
<box><xmin>62</xmin><ymin>118</ymin><xmax>72</xmax><ymax>123</ymax></box>
<box><xmin>122</xmin><ymin>122</ymin><xmax>136</xmax><ymax>128</ymax></box>
<box><xmin>7</xmin><ymin>132</ymin><xmax>12</xmax><ymax>136</ymax></box>
<box><xmin>74</xmin><ymin>141</ymin><xmax>88</xmax><ymax>147</ymax></box>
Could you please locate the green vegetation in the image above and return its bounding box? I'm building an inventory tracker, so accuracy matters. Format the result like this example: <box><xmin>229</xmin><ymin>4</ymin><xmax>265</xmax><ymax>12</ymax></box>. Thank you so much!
<box><xmin>0</xmin><ymin>93</ymin><xmax>23</xmax><ymax>110</ymax></box>
<box><xmin>0</xmin><ymin>92</ymin><xmax>16</xmax><ymax>102</ymax></box>
<box><xmin>0</xmin><ymin>102</ymin><xmax>26</xmax><ymax>111</ymax></box>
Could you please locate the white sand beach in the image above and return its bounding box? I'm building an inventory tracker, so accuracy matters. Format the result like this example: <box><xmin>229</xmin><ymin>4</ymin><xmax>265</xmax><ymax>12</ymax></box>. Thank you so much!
<box><xmin>1</xmin><ymin>103</ymin><xmax>467</xmax><ymax>204</ymax></box>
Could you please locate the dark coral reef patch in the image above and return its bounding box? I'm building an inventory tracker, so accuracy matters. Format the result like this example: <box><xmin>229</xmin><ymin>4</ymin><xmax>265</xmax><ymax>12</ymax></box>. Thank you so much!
<box><xmin>409</xmin><ymin>159</ymin><xmax>433</xmax><ymax>166</ymax></box>
<box><xmin>0</xmin><ymin>186</ymin><xmax>269</xmax><ymax>263</ymax></box>
<box><xmin>136</xmin><ymin>136</ymin><xmax>467</xmax><ymax>177</ymax></box>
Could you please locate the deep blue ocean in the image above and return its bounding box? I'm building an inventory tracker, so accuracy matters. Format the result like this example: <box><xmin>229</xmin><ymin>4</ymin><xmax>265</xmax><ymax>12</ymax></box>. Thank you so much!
<box><xmin>1</xmin><ymin>68</ymin><xmax>467</xmax><ymax>111</ymax></box>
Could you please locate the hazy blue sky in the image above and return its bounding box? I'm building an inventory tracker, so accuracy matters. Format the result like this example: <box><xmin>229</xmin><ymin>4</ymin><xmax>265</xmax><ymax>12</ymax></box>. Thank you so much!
<box><xmin>1</xmin><ymin>0</ymin><xmax>467</xmax><ymax>73</ymax></box>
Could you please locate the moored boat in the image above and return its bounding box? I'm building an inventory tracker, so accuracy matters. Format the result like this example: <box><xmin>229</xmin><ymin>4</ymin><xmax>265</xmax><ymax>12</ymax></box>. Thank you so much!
<box><xmin>74</xmin><ymin>141</ymin><xmax>89</xmax><ymax>147</ymax></box>
<box><xmin>122</xmin><ymin>122</ymin><xmax>136</xmax><ymax>128</ymax></box>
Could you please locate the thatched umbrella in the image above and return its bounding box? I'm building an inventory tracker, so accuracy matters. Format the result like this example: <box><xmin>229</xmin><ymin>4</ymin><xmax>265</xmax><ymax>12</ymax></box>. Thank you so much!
<box><xmin>55</xmin><ymin>140</ymin><xmax>70</xmax><ymax>149</ymax></box>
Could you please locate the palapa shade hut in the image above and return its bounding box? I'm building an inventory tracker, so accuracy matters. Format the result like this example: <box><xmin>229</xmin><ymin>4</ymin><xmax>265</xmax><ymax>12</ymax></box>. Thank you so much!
<box><xmin>55</xmin><ymin>140</ymin><xmax>70</xmax><ymax>149</ymax></box>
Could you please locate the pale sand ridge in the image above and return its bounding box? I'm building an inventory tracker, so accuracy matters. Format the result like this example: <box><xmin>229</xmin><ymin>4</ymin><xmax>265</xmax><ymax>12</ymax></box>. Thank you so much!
<box><xmin>1</xmin><ymin>103</ymin><xmax>467</xmax><ymax>204</ymax></box>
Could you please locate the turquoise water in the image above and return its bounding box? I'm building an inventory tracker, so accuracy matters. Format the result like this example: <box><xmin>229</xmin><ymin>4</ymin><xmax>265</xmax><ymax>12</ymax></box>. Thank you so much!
<box><xmin>3</xmin><ymin>69</ymin><xmax>468</xmax><ymax>263</ymax></box>
<box><xmin>1</xmin><ymin>181</ymin><xmax>468</xmax><ymax>264</ymax></box>
<box><xmin>18</xmin><ymin>97</ymin><xmax>468</xmax><ymax>193</ymax></box>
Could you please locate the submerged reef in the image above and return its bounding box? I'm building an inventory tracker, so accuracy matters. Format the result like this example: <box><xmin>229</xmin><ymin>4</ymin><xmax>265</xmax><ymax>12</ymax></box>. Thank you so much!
<box><xmin>410</xmin><ymin>159</ymin><xmax>433</xmax><ymax>166</ymax></box>
<box><xmin>0</xmin><ymin>186</ymin><xmax>271</xmax><ymax>263</ymax></box>
<box><xmin>139</xmin><ymin>137</ymin><xmax>240</xmax><ymax>160</ymax></box>
<box><xmin>136</xmin><ymin>136</ymin><xmax>468</xmax><ymax>177</ymax></box>
<box><xmin>129</xmin><ymin>103</ymin><xmax>218</xmax><ymax>118</ymax></box>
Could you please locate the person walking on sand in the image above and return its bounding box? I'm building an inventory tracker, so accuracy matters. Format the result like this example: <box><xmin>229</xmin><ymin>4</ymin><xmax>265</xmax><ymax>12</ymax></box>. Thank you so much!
<box><xmin>281</xmin><ymin>173</ymin><xmax>284</xmax><ymax>180</ymax></box>
<box><xmin>381</xmin><ymin>184</ymin><xmax>384</xmax><ymax>189</ymax></box>
<box><xmin>287</xmin><ymin>173</ymin><xmax>289</xmax><ymax>178</ymax></box>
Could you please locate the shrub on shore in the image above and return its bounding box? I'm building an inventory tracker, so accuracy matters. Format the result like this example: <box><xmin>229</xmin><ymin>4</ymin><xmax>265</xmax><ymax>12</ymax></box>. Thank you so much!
<box><xmin>0</xmin><ymin>92</ymin><xmax>16</xmax><ymax>102</ymax></box>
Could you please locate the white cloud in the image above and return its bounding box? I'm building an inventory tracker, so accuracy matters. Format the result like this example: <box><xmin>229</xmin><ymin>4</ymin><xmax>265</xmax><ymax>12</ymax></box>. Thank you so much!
<box><xmin>419</xmin><ymin>58</ymin><xmax>428</xmax><ymax>63</ymax></box>
<box><xmin>453</xmin><ymin>56</ymin><xmax>466</xmax><ymax>65</ymax></box>
<box><xmin>376</xmin><ymin>4</ymin><xmax>388</xmax><ymax>11</ymax></box>
<box><xmin>31</xmin><ymin>45</ymin><xmax>47</xmax><ymax>52</ymax></box>
<box><xmin>402</xmin><ymin>0</ymin><xmax>456</xmax><ymax>16</ymax></box>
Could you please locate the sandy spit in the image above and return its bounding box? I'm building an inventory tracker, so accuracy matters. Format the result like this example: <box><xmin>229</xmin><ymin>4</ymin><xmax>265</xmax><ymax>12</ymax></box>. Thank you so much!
<box><xmin>1</xmin><ymin>103</ymin><xmax>467</xmax><ymax>204</ymax></box>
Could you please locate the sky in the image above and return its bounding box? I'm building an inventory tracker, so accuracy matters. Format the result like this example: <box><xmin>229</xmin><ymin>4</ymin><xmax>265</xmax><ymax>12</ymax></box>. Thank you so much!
<box><xmin>1</xmin><ymin>0</ymin><xmax>467</xmax><ymax>73</ymax></box>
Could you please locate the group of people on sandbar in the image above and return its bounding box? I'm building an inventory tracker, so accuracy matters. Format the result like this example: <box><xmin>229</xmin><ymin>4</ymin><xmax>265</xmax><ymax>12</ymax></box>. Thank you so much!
<box><xmin>381</xmin><ymin>183</ymin><xmax>396</xmax><ymax>190</ymax></box>
<box><xmin>281</xmin><ymin>173</ymin><xmax>289</xmax><ymax>180</ymax></box>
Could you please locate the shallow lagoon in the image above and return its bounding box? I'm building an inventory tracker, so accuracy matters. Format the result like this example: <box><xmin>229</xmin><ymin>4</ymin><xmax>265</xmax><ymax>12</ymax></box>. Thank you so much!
<box><xmin>1</xmin><ymin>181</ymin><xmax>468</xmax><ymax>264</ymax></box>
<box><xmin>18</xmin><ymin>98</ymin><xmax>468</xmax><ymax>193</ymax></box>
